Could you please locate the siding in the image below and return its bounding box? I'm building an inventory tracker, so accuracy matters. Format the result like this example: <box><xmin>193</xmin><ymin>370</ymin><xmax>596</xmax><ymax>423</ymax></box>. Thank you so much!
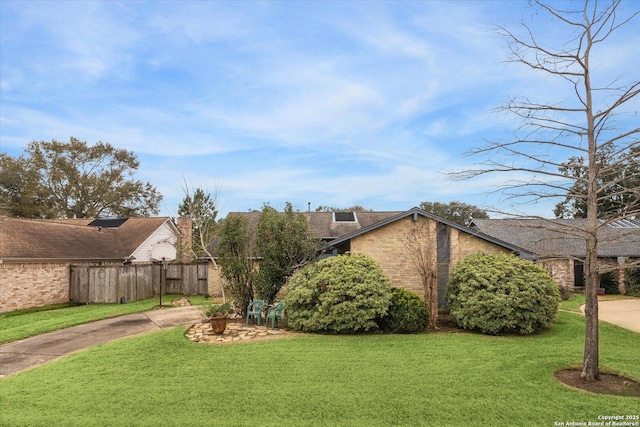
<box><xmin>131</xmin><ymin>222</ymin><xmax>178</xmax><ymax>263</ymax></box>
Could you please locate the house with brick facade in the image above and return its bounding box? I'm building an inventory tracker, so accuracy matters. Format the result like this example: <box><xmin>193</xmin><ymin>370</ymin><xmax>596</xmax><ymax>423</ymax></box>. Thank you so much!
<box><xmin>0</xmin><ymin>216</ymin><xmax>179</xmax><ymax>312</ymax></box>
<box><xmin>210</xmin><ymin>208</ymin><xmax>532</xmax><ymax>307</ymax></box>
<box><xmin>470</xmin><ymin>218</ymin><xmax>640</xmax><ymax>293</ymax></box>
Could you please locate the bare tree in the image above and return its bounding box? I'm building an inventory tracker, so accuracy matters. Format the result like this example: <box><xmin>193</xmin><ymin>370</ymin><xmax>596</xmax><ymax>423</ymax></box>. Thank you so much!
<box><xmin>451</xmin><ymin>0</ymin><xmax>639</xmax><ymax>381</ymax></box>
<box><xmin>403</xmin><ymin>220</ymin><xmax>439</xmax><ymax>330</ymax></box>
<box><xmin>178</xmin><ymin>180</ymin><xmax>225</xmax><ymax>302</ymax></box>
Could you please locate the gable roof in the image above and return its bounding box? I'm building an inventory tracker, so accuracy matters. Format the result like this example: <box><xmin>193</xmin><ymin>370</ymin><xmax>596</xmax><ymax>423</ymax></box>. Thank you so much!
<box><xmin>0</xmin><ymin>216</ymin><xmax>176</xmax><ymax>262</ymax></box>
<box><xmin>215</xmin><ymin>208</ymin><xmax>532</xmax><ymax>259</ymax></box>
<box><xmin>320</xmin><ymin>207</ymin><xmax>534</xmax><ymax>258</ymax></box>
<box><xmin>470</xmin><ymin>218</ymin><xmax>640</xmax><ymax>258</ymax></box>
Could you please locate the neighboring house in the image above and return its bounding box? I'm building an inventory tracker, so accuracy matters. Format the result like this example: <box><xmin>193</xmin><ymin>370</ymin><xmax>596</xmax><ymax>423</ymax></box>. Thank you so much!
<box><xmin>0</xmin><ymin>216</ymin><xmax>180</xmax><ymax>312</ymax></box>
<box><xmin>470</xmin><ymin>218</ymin><xmax>640</xmax><ymax>292</ymax></box>
<box><xmin>211</xmin><ymin>208</ymin><xmax>532</xmax><ymax>307</ymax></box>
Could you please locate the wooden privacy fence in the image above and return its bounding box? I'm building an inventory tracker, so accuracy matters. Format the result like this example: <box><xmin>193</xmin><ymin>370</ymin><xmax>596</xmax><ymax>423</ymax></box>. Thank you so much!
<box><xmin>70</xmin><ymin>263</ymin><xmax>208</xmax><ymax>304</ymax></box>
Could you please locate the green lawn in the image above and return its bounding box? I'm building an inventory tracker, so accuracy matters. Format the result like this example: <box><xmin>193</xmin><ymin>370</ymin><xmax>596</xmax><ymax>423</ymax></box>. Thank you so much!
<box><xmin>1</xmin><ymin>311</ymin><xmax>638</xmax><ymax>427</ymax></box>
<box><xmin>0</xmin><ymin>295</ymin><xmax>184</xmax><ymax>344</ymax></box>
<box><xmin>560</xmin><ymin>293</ymin><xmax>638</xmax><ymax>313</ymax></box>
<box><xmin>560</xmin><ymin>293</ymin><xmax>586</xmax><ymax>312</ymax></box>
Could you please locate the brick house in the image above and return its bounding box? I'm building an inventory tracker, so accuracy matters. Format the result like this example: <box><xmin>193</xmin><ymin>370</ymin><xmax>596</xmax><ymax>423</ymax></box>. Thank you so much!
<box><xmin>0</xmin><ymin>216</ymin><xmax>180</xmax><ymax>312</ymax></box>
<box><xmin>470</xmin><ymin>218</ymin><xmax>640</xmax><ymax>292</ymax></box>
<box><xmin>210</xmin><ymin>207</ymin><xmax>532</xmax><ymax>307</ymax></box>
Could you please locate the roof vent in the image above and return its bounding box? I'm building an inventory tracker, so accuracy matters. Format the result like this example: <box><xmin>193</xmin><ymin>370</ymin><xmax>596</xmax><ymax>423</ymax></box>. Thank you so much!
<box><xmin>88</xmin><ymin>218</ymin><xmax>129</xmax><ymax>228</ymax></box>
<box><xmin>333</xmin><ymin>212</ymin><xmax>357</xmax><ymax>222</ymax></box>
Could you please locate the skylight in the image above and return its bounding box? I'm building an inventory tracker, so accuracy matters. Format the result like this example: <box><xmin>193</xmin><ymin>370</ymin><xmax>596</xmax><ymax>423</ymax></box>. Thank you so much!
<box><xmin>334</xmin><ymin>212</ymin><xmax>357</xmax><ymax>222</ymax></box>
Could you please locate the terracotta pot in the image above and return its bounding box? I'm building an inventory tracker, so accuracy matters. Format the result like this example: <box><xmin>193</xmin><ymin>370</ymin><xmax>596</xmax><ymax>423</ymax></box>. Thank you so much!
<box><xmin>210</xmin><ymin>316</ymin><xmax>227</xmax><ymax>334</ymax></box>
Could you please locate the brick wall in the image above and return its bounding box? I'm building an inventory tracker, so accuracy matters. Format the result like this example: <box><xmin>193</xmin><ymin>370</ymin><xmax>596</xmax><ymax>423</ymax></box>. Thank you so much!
<box><xmin>453</xmin><ymin>229</ymin><xmax>511</xmax><ymax>263</ymax></box>
<box><xmin>349</xmin><ymin>216</ymin><xmax>517</xmax><ymax>300</ymax></box>
<box><xmin>0</xmin><ymin>262</ymin><xmax>70</xmax><ymax>313</ymax></box>
<box><xmin>351</xmin><ymin>215</ymin><xmax>427</xmax><ymax>297</ymax></box>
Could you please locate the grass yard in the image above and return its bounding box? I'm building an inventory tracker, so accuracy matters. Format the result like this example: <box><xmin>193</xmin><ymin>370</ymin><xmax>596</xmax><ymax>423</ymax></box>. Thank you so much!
<box><xmin>1</xmin><ymin>311</ymin><xmax>638</xmax><ymax>427</ymax></box>
<box><xmin>0</xmin><ymin>295</ymin><xmax>184</xmax><ymax>344</ymax></box>
<box><xmin>560</xmin><ymin>293</ymin><xmax>638</xmax><ymax>313</ymax></box>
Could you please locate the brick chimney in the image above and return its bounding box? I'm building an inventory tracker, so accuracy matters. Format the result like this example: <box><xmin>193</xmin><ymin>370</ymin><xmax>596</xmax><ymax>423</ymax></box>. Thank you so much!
<box><xmin>177</xmin><ymin>216</ymin><xmax>194</xmax><ymax>263</ymax></box>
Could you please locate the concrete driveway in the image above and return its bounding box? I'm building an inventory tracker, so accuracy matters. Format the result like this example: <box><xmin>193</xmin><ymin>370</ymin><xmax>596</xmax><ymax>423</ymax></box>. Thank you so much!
<box><xmin>0</xmin><ymin>306</ymin><xmax>203</xmax><ymax>378</ymax></box>
<box><xmin>580</xmin><ymin>299</ymin><xmax>640</xmax><ymax>333</ymax></box>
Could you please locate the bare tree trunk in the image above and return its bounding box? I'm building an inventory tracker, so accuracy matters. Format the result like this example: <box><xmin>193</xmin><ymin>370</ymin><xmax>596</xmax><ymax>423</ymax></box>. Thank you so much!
<box><xmin>428</xmin><ymin>276</ymin><xmax>438</xmax><ymax>331</ymax></box>
<box><xmin>423</xmin><ymin>275</ymin><xmax>439</xmax><ymax>331</ymax></box>
<box><xmin>581</xmin><ymin>24</ymin><xmax>599</xmax><ymax>381</ymax></box>
<box><xmin>582</xmin><ymin>235</ymin><xmax>599</xmax><ymax>380</ymax></box>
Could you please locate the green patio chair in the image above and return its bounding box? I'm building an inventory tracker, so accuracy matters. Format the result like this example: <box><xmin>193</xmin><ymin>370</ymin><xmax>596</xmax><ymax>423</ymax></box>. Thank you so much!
<box><xmin>266</xmin><ymin>302</ymin><xmax>285</xmax><ymax>329</ymax></box>
<box><xmin>246</xmin><ymin>300</ymin><xmax>265</xmax><ymax>326</ymax></box>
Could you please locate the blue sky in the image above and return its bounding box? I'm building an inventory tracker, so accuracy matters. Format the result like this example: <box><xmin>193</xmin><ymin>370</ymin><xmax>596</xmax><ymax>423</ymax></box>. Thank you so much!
<box><xmin>1</xmin><ymin>1</ymin><xmax>638</xmax><ymax>219</ymax></box>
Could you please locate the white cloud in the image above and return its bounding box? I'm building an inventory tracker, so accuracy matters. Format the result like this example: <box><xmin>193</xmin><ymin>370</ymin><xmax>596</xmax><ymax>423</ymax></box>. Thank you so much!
<box><xmin>2</xmin><ymin>0</ymin><xmax>637</xmax><ymax>220</ymax></box>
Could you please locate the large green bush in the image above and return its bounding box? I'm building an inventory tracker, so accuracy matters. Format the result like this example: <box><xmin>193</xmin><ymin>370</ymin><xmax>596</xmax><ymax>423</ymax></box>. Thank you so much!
<box><xmin>285</xmin><ymin>254</ymin><xmax>392</xmax><ymax>333</ymax></box>
<box><xmin>446</xmin><ymin>253</ymin><xmax>560</xmax><ymax>335</ymax></box>
<box><xmin>378</xmin><ymin>288</ymin><xmax>429</xmax><ymax>333</ymax></box>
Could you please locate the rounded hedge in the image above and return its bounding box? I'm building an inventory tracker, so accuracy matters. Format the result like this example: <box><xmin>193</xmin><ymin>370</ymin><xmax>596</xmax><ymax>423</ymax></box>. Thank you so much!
<box><xmin>285</xmin><ymin>253</ymin><xmax>392</xmax><ymax>333</ymax></box>
<box><xmin>445</xmin><ymin>253</ymin><xmax>560</xmax><ymax>335</ymax></box>
<box><xmin>378</xmin><ymin>288</ymin><xmax>429</xmax><ymax>333</ymax></box>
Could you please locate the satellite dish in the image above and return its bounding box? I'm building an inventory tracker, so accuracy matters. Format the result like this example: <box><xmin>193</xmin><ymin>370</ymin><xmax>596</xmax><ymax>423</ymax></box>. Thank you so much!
<box><xmin>150</xmin><ymin>242</ymin><xmax>177</xmax><ymax>261</ymax></box>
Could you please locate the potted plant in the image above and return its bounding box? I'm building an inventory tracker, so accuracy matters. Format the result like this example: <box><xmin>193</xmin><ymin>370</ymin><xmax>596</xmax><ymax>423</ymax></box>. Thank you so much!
<box><xmin>204</xmin><ymin>301</ymin><xmax>234</xmax><ymax>334</ymax></box>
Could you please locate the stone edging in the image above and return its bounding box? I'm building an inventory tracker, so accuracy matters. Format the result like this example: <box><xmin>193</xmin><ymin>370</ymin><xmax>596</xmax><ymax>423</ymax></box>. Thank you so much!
<box><xmin>185</xmin><ymin>320</ymin><xmax>301</xmax><ymax>345</ymax></box>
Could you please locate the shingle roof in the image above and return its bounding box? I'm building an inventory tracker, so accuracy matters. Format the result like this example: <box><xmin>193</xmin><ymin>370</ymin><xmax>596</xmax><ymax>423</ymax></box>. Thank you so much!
<box><xmin>304</xmin><ymin>211</ymin><xmax>403</xmax><ymax>240</ymax></box>
<box><xmin>210</xmin><ymin>209</ymin><xmax>532</xmax><ymax>258</ymax></box>
<box><xmin>220</xmin><ymin>211</ymin><xmax>402</xmax><ymax>241</ymax></box>
<box><xmin>0</xmin><ymin>216</ymin><xmax>172</xmax><ymax>261</ymax></box>
<box><xmin>470</xmin><ymin>219</ymin><xmax>640</xmax><ymax>258</ymax></box>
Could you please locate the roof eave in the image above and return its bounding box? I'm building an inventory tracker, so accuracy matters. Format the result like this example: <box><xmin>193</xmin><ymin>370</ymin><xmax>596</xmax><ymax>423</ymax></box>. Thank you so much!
<box><xmin>320</xmin><ymin>207</ymin><xmax>534</xmax><ymax>258</ymax></box>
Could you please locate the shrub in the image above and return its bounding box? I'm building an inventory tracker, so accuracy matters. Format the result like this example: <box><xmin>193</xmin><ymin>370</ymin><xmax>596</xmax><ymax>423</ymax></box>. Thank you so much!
<box><xmin>599</xmin><ymin>271</ymin><xmax>619</xmax><ymax>295</ymax></box>
<box><xmin>446</xmin><ymin>253</ymin><xmax>561</xmax><ymax>335</ymax></box>
<box><xmin>625</xmin><ymin>267</ymin><xmax>640</xmax><ymax>297</ymax></box>
<box><xmin>285</xmin><ymin>254</ymin><xmax>392</xmax><ymax>333</ymax></box>
<box><xmin>378</xmin><ymin>288</ymin><xmax>429</xmax><ymax>333</ymax></box>
<box><xmin>558</xmin><ymin>285</ymin><xmax>572</xmax><ymax>301</ymax></box>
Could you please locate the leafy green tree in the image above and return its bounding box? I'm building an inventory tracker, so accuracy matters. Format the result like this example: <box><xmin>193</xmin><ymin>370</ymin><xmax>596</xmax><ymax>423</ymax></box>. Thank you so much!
<box><xmin>216</xmin><ymin>214</ymin><xmax>254</xmax><ymax>316</ymax></box>
<box><xmin>0</xmin><ymin>137</ymin><xmax>162</xmax><ymax>218</ymax></box>
<box><xmin>254</xmin><ymin>203</ymin><xmax>318</xmax><ymax>304</ymax></box>
<box><xmin>554</xmin><ymin>145</ymin><xmax>640</xmax><ymax>219</ymax></box>
<box><xmin>0</xmin><ymin>154</ymin><xmax>51</xmax><ymax>218</ymax></box>
<box><xmin>419</xmin><ymin>201</ymin><xmax>489</xmax><ymax>226</ymax></box>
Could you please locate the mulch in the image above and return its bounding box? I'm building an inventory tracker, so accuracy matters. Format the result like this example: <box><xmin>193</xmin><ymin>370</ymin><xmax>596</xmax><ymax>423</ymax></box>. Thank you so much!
<box><xmin>554</xmin><ymin>368</ymin><xmax>640</xmax><ymax>397</ymax></box>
